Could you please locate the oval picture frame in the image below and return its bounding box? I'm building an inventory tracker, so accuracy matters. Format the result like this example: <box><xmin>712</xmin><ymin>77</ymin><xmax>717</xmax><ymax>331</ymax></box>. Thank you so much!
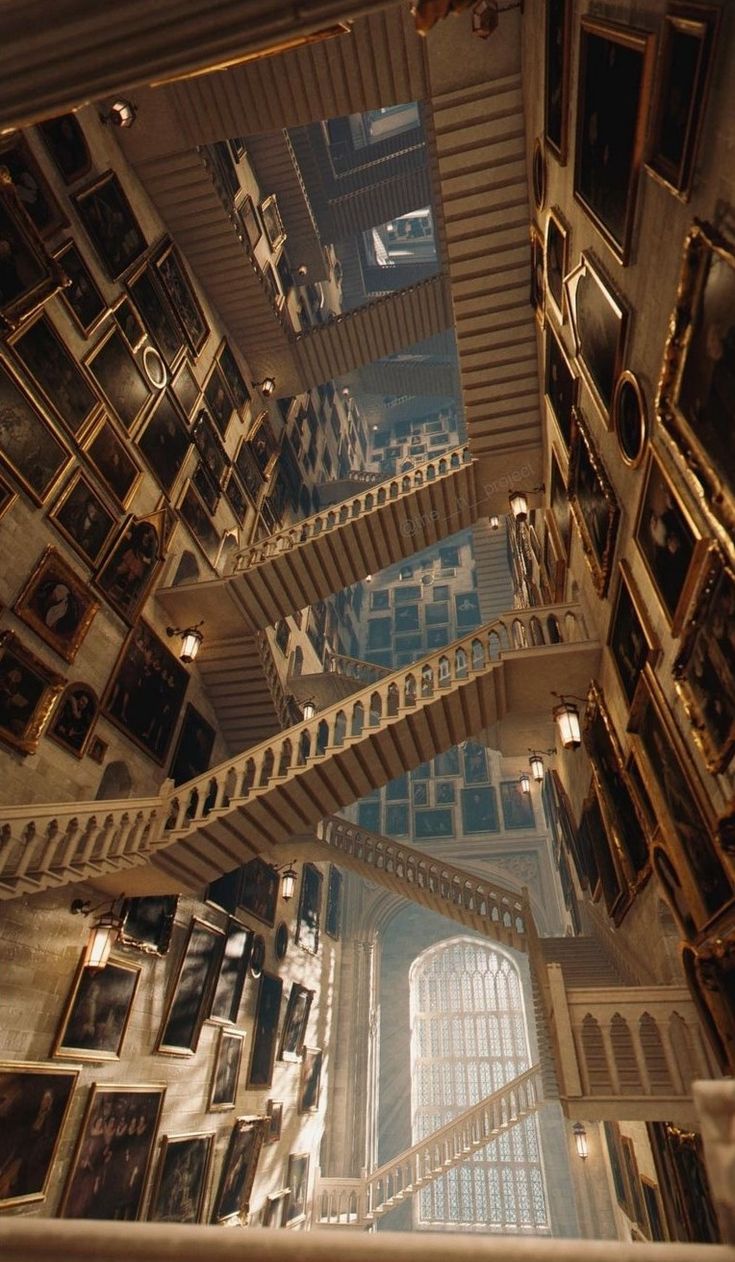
<box><xmin>250</xmin><ymin>933</ymin><xmax>266</xmax><ymax>978</ymax></box>
<box><xmin>275</xmin><ymin>922</ymin><xmax>288</xmax><ymax>961</ymax></box>
<box><xmin>613</xmin><ymin>370</ymin><xmax>647</xmax><ymax>468</ymax></box>
<box><xmin>532</xmin><ymin>138</ymin><xmax>547</xmax><ymax>212</ymax></box>
<box><xmin>143</xmin><ymin>344</ymin><xmax>168</xmax><ymax>390</ymax></box>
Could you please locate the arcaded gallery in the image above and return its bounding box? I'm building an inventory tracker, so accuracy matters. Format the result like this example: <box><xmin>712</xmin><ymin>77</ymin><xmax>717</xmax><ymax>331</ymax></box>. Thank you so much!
<box><xmin>0</xmin><ymin>2</ymin><xmax>733</xmax><ymax>1260</ymax></box>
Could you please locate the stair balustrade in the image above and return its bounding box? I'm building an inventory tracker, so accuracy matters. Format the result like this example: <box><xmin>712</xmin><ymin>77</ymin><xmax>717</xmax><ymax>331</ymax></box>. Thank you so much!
<box><xmin>323</xmin><ymin>652</ymin><xmax>391</xmax><ymax>685</ymax></box>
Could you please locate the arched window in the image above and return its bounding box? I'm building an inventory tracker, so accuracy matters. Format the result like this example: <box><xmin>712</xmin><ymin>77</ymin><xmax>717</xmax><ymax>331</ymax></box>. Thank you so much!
<box><xmin>95</xmin><ymin>760</ymin><xmax>132</xmax><ymax>800</ymax></box>
<box><xmin>409</xmin><ymin>937</ymin><xmax>548</xmax><ymax>1232</ymax></box>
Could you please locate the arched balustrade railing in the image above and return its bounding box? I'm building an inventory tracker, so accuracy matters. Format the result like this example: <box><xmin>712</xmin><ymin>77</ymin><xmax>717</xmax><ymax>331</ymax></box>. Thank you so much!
<box><xmin>324</xmin><ymin>651</ymin><xmax>391</xmax><ymax>684</ymax></box>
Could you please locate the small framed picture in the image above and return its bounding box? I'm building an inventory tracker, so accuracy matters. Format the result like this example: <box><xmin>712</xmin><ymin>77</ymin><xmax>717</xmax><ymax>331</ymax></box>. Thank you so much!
<box><xmin>128</xmin><ymin>261</ymin><xmax>186</xmax><ymax>370</ymax></box>
<box><xmin>633</xmin><ymin>449</ymin><xmax>710</xmax><ymax>634</ymax></box>
<box><xmin>612</xmin><ymin>370</ymin><xmax>648</xmax><ymax>468</ymax></box>
<box><xmin>87</xmin><ymin>734</ymin><xmax>107</xmax><ymax>764</ymax></box>
<box><xmin>247</xmin><ymin>972</ymin><xmax>283</xmax><ymax>1088</ymax></box>
<box><xmin>529</xmin><ymin>223</ymin><xmax>544</xmax><ymax>324</ymax></box>
<box><xmin>104</xmin><ymin>619</ymin><xmax>189</xmax><ymax>765</ymax></box>
<box><xmin>147</xmin><ymin>1131</ymin><xmax>214</xmax><ymax>1223</ymax></box>
<box><xmin>49</xmin><ymin>471</ymin><xmax>118</xmax><ymax>567</ymax></box>
<box><xmin>47</xmin><ymin>682</ymin><xmax>98</xmax><ymax>759</ymax></box>
<box><xmin>295</xmin><ymin>863</ymin><xmax>322</xmax><ymax>955</ymax></box>
<box><xmin>263</xmin><ymin>1188</ymin><xmax>290</xmax><ymax>1228</ymax></box>
<box><xmin>12</xmin><ymin>310</ymin><xmax>99</xmax><ymax>440</ymax></box>
<box><xmin>119</xmin><ymin>896</ymin><xmax>178</xmax><ymax>956</ymax></box>
<box><xmin>544</xmin><ymin>0</ymin><xmax>573</xmax><ymax>165</ymax></box>
<box><xmin>278</xmin><ymin>983</ymin><xmax>314</xmax><ymax>1063</ymax></box>
<box><xmin>565</xmin><ymin>250</ymin><xmax>629</xmax><ymax>423</ymax></box>
<box><xmin>211</xmin><ymin>1116</ymin><xmax>267</xmax><ymax>1225</ymax></box>
<box><xmin>95</xmin><ymin>512</ymin><xmax>165</xmax><ymax>623</ymax></box>
<box><xmin>0</xmin><ymin>1061</ymin><xmax>80</xmax><ymax>1210</ymax></box>
<box><xmin>86</xmin><ymin>324</ymin><xmax>152</xmax><ymax>433</ymax></box>
<box><xmin>83</xmin><ymin>415</ymin><xmax>142</xmax><ymax>508</ymax></box>
<box><xmin>260</xmin><ymin>194</ymin><xmax>286</xmax><ymax>254</ymax></box>
<box><xmin>0</xmin><ymin>134</ymin><xmax>66</xmax><ymax>238</ymax></box>
<box><xmin>568</xmin><ymin>409</ymin><xmax>620</xmax><ymax>596</ymax></box>
<box><xmin>52</xmin><ymin>953</ymin><xmax>141</xmax><ymax>1061</ymax></box>
<box><xmin>284</xmin><ymin>1153</ymin><xmax>310</xmax><ymax>1226</ymax></box>
<box><xmin>236</xmin><ymin>195</ymin><xmax>262</xmax><ymax>252</ymax></box>
<box><xmin>209</xmin><ymin>919</ymin><xmax>253</xmax><ymax>1024</ymax></box>
<box><xmin>157</xmin><ymin>918</ymin><xmax>225</xmax><ymax>1056</ymax></box>
<box><xmin>74</xmin><ymin>170</ymin><xmax>147</xmax><ymax>280</ymax></box>
<box><xmin>155</xmin><ymin>239</ymin><xmax>209</xmax><ymax>355</ymax></box>
<box><xmin>673</xmin><ymin>549</ymin><xmax>735</xmax><ymax>773</ymax></box>
<box><xmin>298</xmin><ymin>1047</ymin><xmax>323</xmax><ymax>1115</ymax></box>
<box><xmin>38</xmin><ymin>114</ymin><xmax>92</xmax><ymax>184</ymax></box>
<box><xmin>209</xmin><ymin>1028</ymin><xmax>246</xmax><ymax>1111</ymax></box>
<box><xmin>0</xmin><ymin>358</ymin><xmax>71</xmax><ymax>503</ymax></box>
<box><xmin>544</xmin><ymin>322</ymin><xmax>577</xmax><ymax>447</ymax></box>
<box><xmin>544</xmin><ymin>206</ymin><xmax>570</xmax><ymax>323</ymax></box>
<box><xmin>607</xmin><ymin>560</ymin><xmax>661</xmax><ymax>707</ymax></box>
<box><xmin>54</xmin><ymin>239</ymin><xmax>107</xmax><ymax>337</ymax></box>
<box><xmin>265</xmin><ymin>1100</ymin><xmax>283</xmax><ymax>1145</ymax></box>
<box><xmin>14</xmin><ymin>545</ymin><xmax>99</xmax><ymax>663</ymax></box>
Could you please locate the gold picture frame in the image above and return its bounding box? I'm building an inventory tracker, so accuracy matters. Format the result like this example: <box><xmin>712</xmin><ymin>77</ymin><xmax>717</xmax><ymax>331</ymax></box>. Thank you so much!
<box><xmin>607</xmin><ymin>560</ymin><xmax>661</xmax><ymax>708</ymax></box>
<box><xmin>14</xmin><ymin>545</ymin><xmax>99</xmax><ymax>664</ymax></box>
<box><xmin>0</xmin><ymin>168</ymin><xmax>67</xmax><ymax>335</ymax></box>
<box><xmin>673</xmin><ymin>548</ymin><xmax>735</xmax><ymax>773</ymax></box>
<box><xmin>544</xmin><ymin>206</ymin><xmax>570</xmax><ymax>324</ymax></box>
<box><xmin>568</xmin><ymin>409</ymin><xmax>620</xmax><ymax>596</ymax></box>
<box><xmin>52</xmin><ymin>953</ymin><xmax>141</xmax><ymax>1061</ymax></box>
<box><xmin>565</xmin><ymin>250</ymin><xmax>629</xmax><ymax>424</ymax></box>
<box><xmin>0</xmin><ymin>1059</ymin><xmax>81</xmax><ymax>1210</ymax></box>
<box><xmin>146</xmin><ymin>1130</ymin><xmax>215</xmax><ymax>1223</ymax></box>
<box><xmin>584</xmin><ymin>681</ymin><xmax>651</xmax><ymax>893</ymax></box>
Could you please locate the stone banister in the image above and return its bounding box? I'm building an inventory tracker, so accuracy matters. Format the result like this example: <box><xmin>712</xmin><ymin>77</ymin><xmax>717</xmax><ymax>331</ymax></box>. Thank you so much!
<box><xmin>324</xmin><ymin>652</ymin><xmax>391</xmax><ymax>684</ymax></box>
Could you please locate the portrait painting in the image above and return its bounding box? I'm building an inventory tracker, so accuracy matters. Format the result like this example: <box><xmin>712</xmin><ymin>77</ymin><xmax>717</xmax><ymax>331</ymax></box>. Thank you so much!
<box><xmin>647</xmin><ymin>4</ymin><xmax>721</xmax><ymax>198</ymax></box>
<box><xmin>239</xmin><ymin>856</ymin><xmax>280</xmax><ymax>926</ymax></box>
<box><xmin>298</xmin><ymin>1047</ymin><xmax>323</xmax><ymax>1115</ymax></box>
<box><xmin>55</xmin><ymin>240</ymin><xmax>105</xmax><ymax>336</ymax></box>
<box><xmin>87</xmin><ymin>734</ymin><xmax>107</xmax><ymax>764</ymax></box>
<box><xmin>236</xmin><ymin>195</ymin><xmax>262</xmax><ymax>251</ymax></box>
<box><xmin>211</xmin><ymin>1116</ymin><xmax>266</xmax><ymax>1224</ymax></box>
<box><xmin>223</xmin><ymin>468</ymin><xmax>249</xmax><ymax>524</ymax></box>
<box><xmin>278</xmin><ymin>984</ymin><xmax>314</xmax><ymax>1063</ymax></box>
<box><xmin>218</xmin><ymin>341</ymin><xmax>250</xmax><ymax>411</ymax></box>
<box><xmin>60</xmin><ymin>1084</ymin><xmax>165</xmax><ymax>1220</ymax></box>
<box><xmin>95</xmin><ymin>513</ymin><xmax>163</xmax><ymax>622</ymax></box>
<box><xmin>295</xmin><ymin>863</ymin><xmax>323</xmax><ymax>955</ymax></box>
<box><xmin>265</xmin><ymin>1100</ymin><xmax>283</xmax><ymax>1145</ymax></box>
<box><xmin>50</xmin><ymin>472</ymin><xmax>117</xmax><ymax>567</ymax></box>
<box><xmin>455</xmin><ymin>591</ymin><xmax>480</xmax><ymax>628</ymax></box>
<box><xmin>568</xmin><ymin>410</ymin><xmax>620</xmax><ymax>596</ymax></box>
<box><xmin>436</xmin><ymin>781</ymin><xmax>456</xmax><ymax>805</ymax></box>
<box><xmin>103</xmin><ymin>619</ymin><xmax>189</xmax><ymax>764</ymax></box>
<box><xmin>147</xmin><ymin>1131</ymin><xmax>213</xmax><ymax>1223</ymax></box>
<box><xmin>544</xmin><ymin>0</ymin><xmax>572</xmax><ymax>162</ymax></box>
<box><xmin>613</xmin><ymin>370</ymin><xmax>648</xmax><ymax>468</ymax></box>
<box><xmin>604</xmin><ymin>1122</ymin><xmax>631</xmax><ymax>1216</ymax></box>
<box><xmin>260</xmin><ymin>194</ymin><xmax>286</xmax><ymax>253</ymax></box>
<box><xmin>658</xmin><ymin>221</ymin><xmax>735</xmax><ymax>541</ymax></box>
<box><xmin>192</xmin><ymin>407</ymin><xmax>228</xmax><ymax>485</ymax></box>
<box><xmin>608</xmin><ymin>561</ymin><xmax>660</xmax><ymax>706</ymax></box>
<box><xmin>463</xmin><ymin>740</ymin><xmax>489</xmax><ymax>784</ymax></box>
<box><xmin>47</xmin><ymin>682</ymin><xmax>98</xmax><ymax>758</ymax></box>
<box><xmin>128</xmin><ymin>264</ymin><xmax>186</xmax><ymax>369</ymax></box>
<box><xmin>574</xmin><ymin>18</ymin><xmax>655</xmax><ymax>263</ymax></box>
<box><xmin>84</xmin><ymin>416</ymin><xmax>141</xmax><ymax>507</ymax></box>
<box><xmin>172</xmin><ymin>362</ymin><xmax>200</xmax><ymax>419</ymax></box>
<box><xmin>544</xmin><ymin>207</ymin><xmax>569</xmax><ymax>322</ymax></box>
<box><xmin>263</xmin><ymin>1188</ymin><xmax>290</xmax><ymax>1228</ymax></box>
<box><xmin>0</xmin><ymin>134</ymin><xmax>65</xmax><ymax>238</ymax></box>
<box><xmin>14</xmin><ymin>546</ymin><xmax>98</xmax><ymax>663</ymax></box>
<box><xmin>178</xmin><ymin>483</ymin><xmax>221</xmax><ymax>567</ymax></box>
<box><xmin>210</xmin><ymin>919</ymin><xmax>253</xmax><ymax>1025</ymax></box>
<box><xmin>38</xmin><ymin>113</ymin><xmax>91</xmax><ymax>184</ymax></box>
<box><xmin>385</xmin><ymin>802</ymin><xmax>408</xmax><ymax>834</ymax></box>
<box><xmin>549</xmin><ymin>447</ymin><xmax>571</xmax><ymax>558</ymax></box>
<box><xmin>621</xmin><ymin>1136</ymin><xmax>649</xmax><ymax>1233</ymax></box>
<box><xmin>415</xmin><ymin>808</ymin><xmax>454</xmax><ymax>838</ymax></box>
<box><xmin>641</xmin><ymin>1177</ymin><xmax>666</xmax><ymax>1242</ymax></box>
<box><xmin>584</xmin><ymin>682</ymin><xmax>650</xmax><ymax>885</ymax></box>
<box><xmin>74</xmin><ymin>171</ymin><xmax>147</xmax><ymax>280</ymax></box>
<box><xmin>158</xmin><ymin>917</ymin><xmax>225</xmax><ymax>1055</ymax></box>
<box><xmin>647</xmin><ymin>1122</ymin><xmax>720</xmax><ymax>1244</ymax></box>
<box><xmin>192</xmin><ymin>463</ymin><xmax>219</xmax><ymax>517</ymax></box>
<box><xmin>529</xmin><ymin>223</ymin><xmax>544</xmax><ymax>323</ymax></box>
<box><xmin>413</xmin><ymin>782</ymin><xmax>428</xmax><ymax>806</ymax></box>
<box><xmin>13</xmin><ymin>312</ymin><xmax>98</xmax><ymax>439</ymax></box>
<box><xmin>203</xmin><ymin>363</ymin><xmax>234</xmax><ymax>438</ymax></box>
<box><xmin>169</xmin><ymin>703</ymin><xmax>216</xmax><ymax>787</ymax></box>
<box><xmin>247</xmin><ymin>972</ymin><xmax>283</xmax><ymax>1088</ymax></box>
<box><xmin>565</xmin><ymin>252</ymin><xmax>628</xmax><ymax>420</ymax></box>
<box><xmin>119</xmin><ymin>896</ymin><xmax>178</xmax><ymax>956</ymax></box>
<box><xmin>394</xmin><ymin>604</ymin><xmax>419</xmax><ymax>633</ymax></box>
<box><xmin>155</xmin><ymin>241</ymin><xmax>208</xmax><ymax>354</ymax></box>
<box><xmin>325</xmin><ymin>865</ymin><xmax>343</xmax><ymax>940</ymax></box>
<box><xmin>0</xmin><ymin>1060</ymin><xmax>80</xmax><ymax>1209</ymax></box>
<box><xmin>136</xmin><ymin>391</ymin><xmax>191</xmax><ymax>496</ymax></box>
<box><xmin>114</xmin><ymin>295</ymin><xmax>146</xmax><ymax>351</ymax></box>
<box><xmin>461</xmin><ymin>787</ymin><xmax>500</xmax><ymax>834</ymax></box>
<box><xmin>633</xmin><ymin>450</ymin><xmax>704</xmax><ymax>632</ymax></box>
<box><xmin>629</xmin><ymin>670</ymin><xmax>732</xmax><ymax>926</ymax></box>
<box><xmin>234</xmin><ymin>438</ymin><xmax>264</xmax><ymax>501</ymax></box>
<box><xmin>53</xmin><ymin>954</ymin><xmax>141</xmax><ymax>1061</ymax></box>
<box><xmin>578</xmin><ymin>787</ymin><xmax>626</xmax><ymax>920</ymax></box>
<box><xmin>86</xmin><ymin>325</ymin><xmax>152</xmax><ymax>432</ymax></box>
<box><xmin>250</xmin><ymin>935</ymin><xmax>266</xmax><ymax>978</ymax></box>
<box><xmin>285</xmin><ymin>1153</ymin><xmax>310</xmax><ymax>1224</ymax></box>
<box><xmin>673</xmin><ymin>552</ymin><xmax>735</xmax><ymax>773</ymax></box>
<box><xmin>0</xmin><ymin>632</ymin><xmax>63</xmax><ymax>754</ymax></box>
<box><xmin>209</xmin><ymin>1028</ymin><xmax>245</xmax><ymax>1110</ymax></box>
<box><xmin>544</xmin><ymin>323</ymin><xmax>576</xmax><ymax>445</ymax></box>
<box><xmin>500</xmin><ymin>780</ymin><xmax>535</xmax><ymax>830</ymax></box>
<box><xmin>248</xmin><ymin>411</ymin><xmax>279</xmax><ymax>478</ymax></box>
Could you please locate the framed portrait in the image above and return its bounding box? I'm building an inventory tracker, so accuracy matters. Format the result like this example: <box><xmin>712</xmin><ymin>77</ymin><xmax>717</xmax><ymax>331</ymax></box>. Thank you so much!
<box><xmin>285</xmin><ymin>1152</ymin><xmax>309</xmax><ymax>1225</ymax></box>
<box><xmin>60</xmin><ymin>1083</ymin><xmax>165</xmax><ymax>1220</ymax></box>
<box><xmin>158</xmin><ymin>917</ymin><xmax>225</xmax><ymax>1055</ymax></box>
<box><xmin>500</xmin><ymin>780</ymin><xmax>535</xmax><ymax>830</ymax></box>
<box><xmin>584</xmin><ymin>681</ymin><xmax>650</xmax><ymax>887</ymax></box>
<box><xmin>265</xmin><ymin>1100</ymin><xmax>283</xmax><ymax>1145</ymax></box>
<box><xmin>656</xmin><ymin>220</ymin><xmax>735</xmax><ymax>543</ymax></box>
<box><xmin>415</xmin><ymin>807</ymin><xmax>454</xmax><ymax>838</ymax></box>
<box><xmin>647</xmin><ymin>1121</ymin><xmax>721</xmax><ymax>1243</ymax></box>
<box><xmin>673</xmin><ymin>550</ymin><xmax>735</xmax><ymax>773</ymax></box>
<box><xmin>155</xmin><ymin>241</ymin><xmax>209</xmax><ymax>355</ymax></box>
<box><xmin>12</xmin><ymin>312</ymin><xmax>98</xmax><ymax>439</ymax></box>
<box><xmin>295</xmin><ymin>862</ymin><xmax>323</xmax><ymax>955</ymax></box>
<box><xmin>568</xmin><ymin>409</ymin><xmax>620</xmax><ymax>596</ymax></box>
<box><xmin>74</xmin><ymin>171</ymin><xmax>147</xmax><ymax>280</ymax></box>
<box><xmin>114</xmin><ymin>295</ymin><xmax>146</xmax><ymax>351</ymax></box>
<box><xmin>647</xmin><ymin>3</ymin><xmax>721</xmax><ymax>200</ymax></box>
<box><xmin>120</xmin><ymin>896</ymin><xmax>178</xmax><ymax>956</ymax></box>
<box><xmin>178</xmin><ymin>482</ymin><xmax>221</xmax><ymax>567</ymax></box>
<box><xmin>263</xmin><ymin>1188</ymin><xmax>290</xmax><ymax>1228</ymax></box>
<box><xmin>223</xmin><ymin>467</ymin><xmax>250</xmax><ymax>524</ymax></box>
<box><xmin>544</xmin><ymin>321</ymin><xmax>577</xmax><ymax>446</ymax></box>
<box><xmin>136</xmin><ymin>391</ymin><xmax>191</xmax><ymax>497</ymax></box>
<box><xmin>211</xmin><ymin>1116</ymin><xmax>266</xmax><ymax>1225</ymax></box>
<box><xmin>95</xmin><ymin>511</ymin><xmax>164</xmax><ymax>622</ymax></box>
<box><xmin>209</xmin><ymin>1028</ymin><xmax>246</xmax><ymax>1111</ymax></box>
<box><xmin>641</xmin><ymin>1177</ymin><xmax>667</xmax><ymax>1241</ymax></box>
<box><xmin>104</xmin><ymin>619</ymin><xmax>189</xmax><ymax>764</ymax></box>
<box><xmin>86</xmin><ymin>325</ymin><xmax>152</xmax><ymax>433</ymax></box>
<box><xmin>218</xmin><ymin>341</ymin><xmax>250</xmax><ymax>411</ymax></box>
<box><xmin>15</xmin><ymin>546</ymin><xmax>98</xmax><ymax>663</ymax></box>
<box><xmin>247</xmin><ymin>972</ymin><xmax>283</xmax><ymax>1088</ymax></box>
<box><xmin>260</xmin><ymin>194</ymin><xmax>286</xmax><ymax>253</ymax></box>
<box><xmin>0</xmin><ymin>134</ymin><xmax>65</xmax><ymax>238</ymax></box>
<box><xmin>234</xmin><ymin>437</ymin><xmax>264</xmax><ymax>501</ymax></box>
<box><xmin>436</xmin><ymin>781</ymin><xmax>456</xmax><ymax>805</ymax></box>
<box><xmin>325</xmin><ymin>865</ymin><xmax>343</xmax><ymax>940</ymax></box>
<box><xmin>84</xmin><ymin>415</ymin><xmax>142</xmax><ymax>507</ymax></box>
<box><xmin>147</xmin><ymin>1131</ymin><xmax>214</xmax><ymax>1223</ymax></box>
<box><xmin>0</xmin><ymin>1060</ymin><xmax>80</xmax><ymax>1210</ymax></box>
<box><xmin>461</xmin><ymin>787</ymin><xmax>499</xmax><ymax>834</ymax></box>
<box><xmin>240</xmin><ymin>856</ymin><xmax>280</xmax><ymax>927</ymax></box>
<box><xmin>629</xmin><ymin>668</ymin><xmax>733</xmax><ymax>929</ymax></box>
<box><xmin>248</xmin><ymin>411</ymin><xmax>279</xmax><ymax>478</ymax></box>
<box><xmin>612</xmin><ymin>370</ymin><xmax>648</xmax><ymax>468</ymax></box>
<box><xmin>128</xmin><ymin>263</ymin><xmax>186</xmax><ymax>370</ymax></box>
<box><xmin>548</xmin><ymin>446</ymin><xmax>571</xmax><ymax>559</ymax></box>
<box><xmin>210</xmin><ymin>919</ymin><xmax>253</xmax><ymax>1025</ymax></box>
<box><xmin>544</xmin><ymin>207</ymin><xmax>569</xmax><ymax>323</ymax></box>
<box><xmin>192</xmin><ymin>407</ymin><xmax>228</xmax><ymax>485</ymax></box>
<box><xmin>47</xmin><ymin>681</ymin><xmax>98</xmax><ymax>758</ymax></box>
<box><xmin>250</xmin><ymin>935</ymin><xmax>266</xmax><ymax>979</ymax></box>
<box><xmin>236</xmin><ymin>195</ymin><xmax>262</xmax><ymax>251</ymax></box>
<box><xmin>565</xmin><ymin>251</ymin><xmax>629</xmax><ymax>421</ymax></box>
<box><xmin>578</xmin><ymin>785</ymin><xmax>628</xmax><ymax>921</ymax></box>
<box><xmin>203</xmin><ymin>362</ymin><xmax>234</xmax><ymax>438</ymax></box>
<box><xmin>169</xmin><ymin>702</ymin><xmax>216</xmax><ymax>786</ymax></box>
<box><xmin>49</xmin><ymin>471</ymin><xmax>117</xmax><ymax>567</ymax></box>
<box><xmin>275</xmin><ymin>922</ymin><xmax>289</xmax><ymax>960</ymax></box>
<box><xmin>532</xmin><ymin>137</ymin><xmax>546</xmax><ymax>212</ymax></box>
<box><xmin>53</xmin><ymin>954</ymin><xmax>140</xmax><ymax>1061</ymax></box>
<box><xmin>463</xmin><ymin>739</ymin><xmax>488</xmax><ymax>784</ymax></box>
<box><xmin>171</xmin><ymin>362</ymin><xmax>200</xmax><ymax>419</ymax></box>
<box><xmin>529</xmin><ymin>222</ymin><xmax>544</xmax><ymax>324</ymax></box>
<box><xmin>87</xmin><ymin>734</ymin><xmax>107</xmax><ymax>764</ymax></box>
<box><xmin>0</xmin><ymin>171</ymin><xmax>66</xmax><ymax>334</ymax></box>
<box><xmin>278</xmin><ymin>983</ymin><xmax>314</xmax><ymax>1063</ymax></box>
<box><xmin>574</xmin><ymin>18</ymin><xmax>655</xmax><ymax>263</ymax></box>
<box><xmin>633</xmin><ymin>449</ymin><xmax>709</xmax><ymax>633</ymax></box>
<box><xmin>298</xmin><ymin>1047</ymin><xmax>323</xmax><ymax>1115</ymax></box>
<box><xmin>621</xmin><ymin>1135</ymin><xmax>649</xmax><ymax>1232</ymax></box>
<box><xmin>604</xmin><ymin>1121</ymin><xmax>631</xmax><ymax>1215</ymax></box>
<box><xmin>385</xmin><ymin>803</ymin><xmax>409</xmax><ymax>834</ymax></box>
<box><xmin>54</xmin><ymin>239</ymin><xmax>106</xmax><ymax>336</ymax></box>
<box><xmin>608</xmin><ymin>561</ymin><xmax>661</xmax><ymax>707</ymax></box>
<box><xmin>544</xmin><ymin>0</ymin><xmax>572</xmax><ymax>164</ymax></box>
<box><xmin>38</xmin><ymin>114</ymin><xmax>91</xmax><ymax>184</ymax></box>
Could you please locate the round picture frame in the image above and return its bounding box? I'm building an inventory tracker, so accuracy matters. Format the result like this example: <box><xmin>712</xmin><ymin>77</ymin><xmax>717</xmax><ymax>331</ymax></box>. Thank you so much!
<box><xmin>250</xmin><ymin>933</ymin><xmax>266</xmax><ymax>978</ymax></box>
<box><xmin>613</xmin><ymin>370</ymin><xmax>647</xmax><ymax>468</ymax></box>
<box><xmin>275</xmin><ymin>922</ymin><xmax>289</xmax><ymax>961</ymax></box>
<box><xmin>142</xmin><ymin>344</ymin><xmax>168</xmax><ymax>390</ymax></box>
<box><xmin>532</xmin><ymin>138</ymin><xmax>546</xmax><ymax>212</ymax></box>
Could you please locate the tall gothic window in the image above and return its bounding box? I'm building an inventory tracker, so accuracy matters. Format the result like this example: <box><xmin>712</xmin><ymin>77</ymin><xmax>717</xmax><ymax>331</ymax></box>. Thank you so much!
<box><xmin>409</xmin><ymin>937</ymin><xmax>549</xmax><ymax>1232</ymax></box>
